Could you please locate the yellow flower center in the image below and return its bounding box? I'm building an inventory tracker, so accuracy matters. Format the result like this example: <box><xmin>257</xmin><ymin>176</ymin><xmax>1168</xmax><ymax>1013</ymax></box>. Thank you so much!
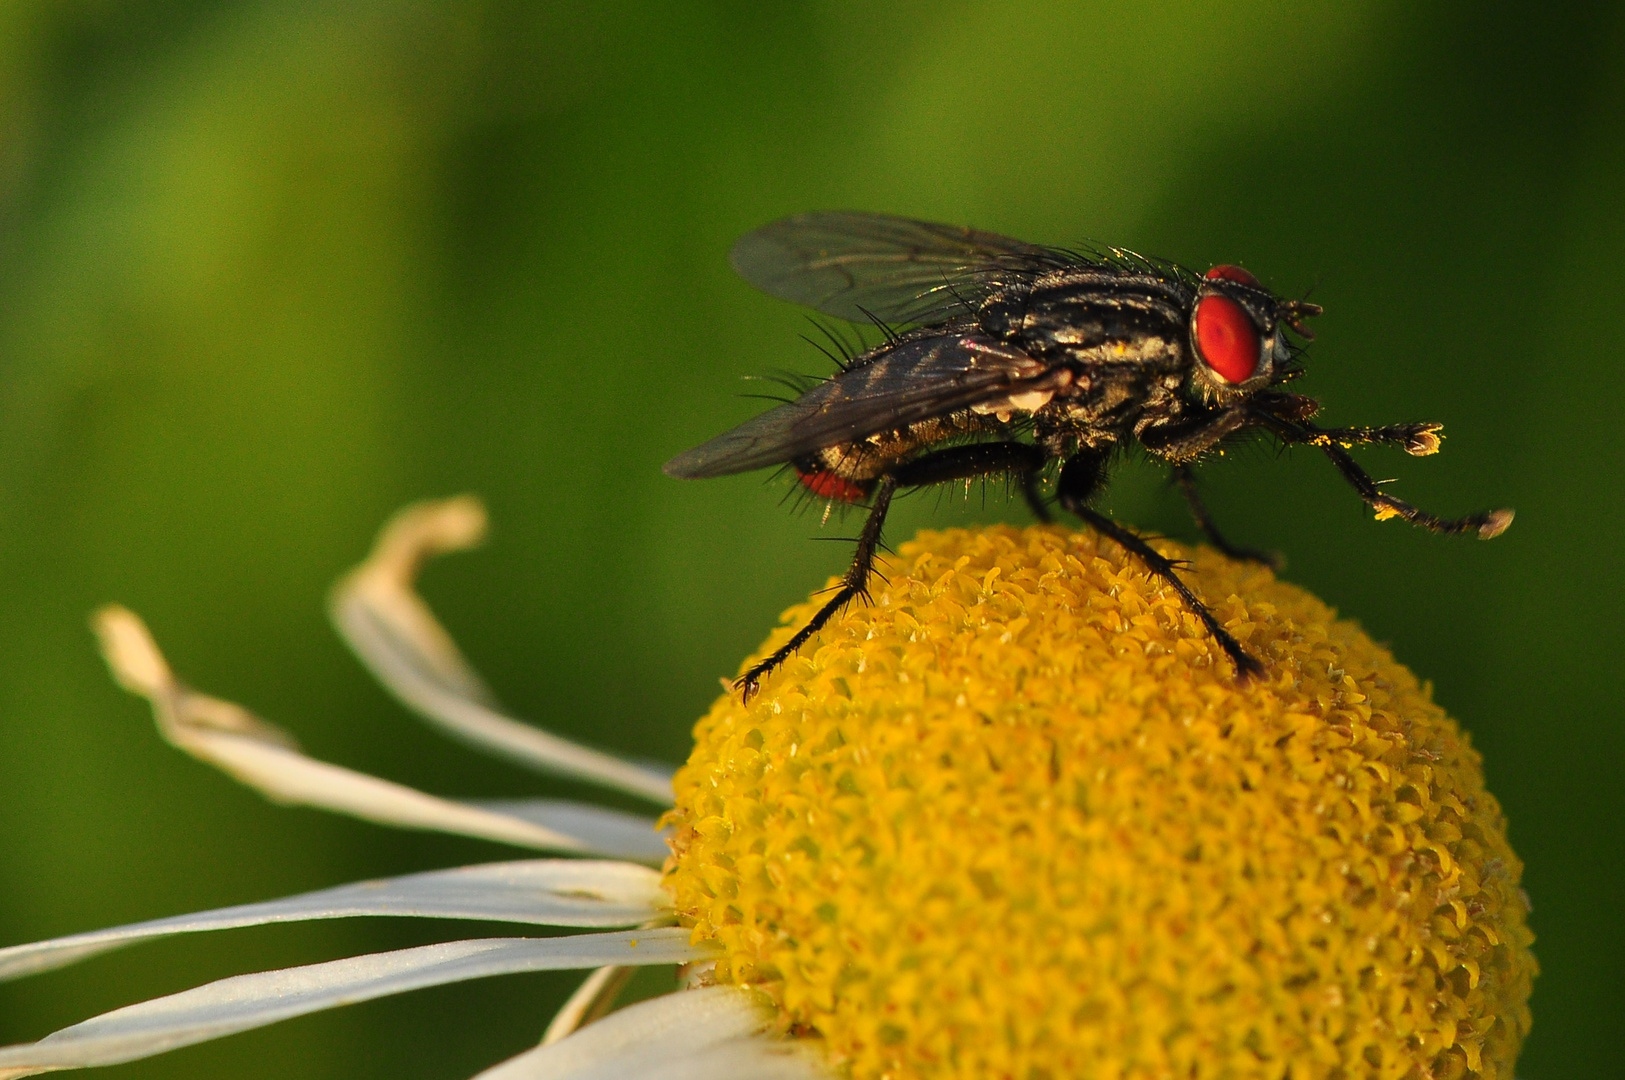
<box><xmin>662</xmin><ymin>526</ymin><xmax>1534</xmax><ymax>1080</ymax></box>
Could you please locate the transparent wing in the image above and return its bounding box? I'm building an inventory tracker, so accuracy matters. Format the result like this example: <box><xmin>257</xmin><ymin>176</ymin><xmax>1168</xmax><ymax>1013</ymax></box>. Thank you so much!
<box><xmin>664</xmin><ymin>333</ymin><xmax>1048</xmax><ymax>478</ymax></box>
<box><xmin>729</xmin><ymin>211</ymin><xmax>1066</xmax><ymax>324</ymax></box>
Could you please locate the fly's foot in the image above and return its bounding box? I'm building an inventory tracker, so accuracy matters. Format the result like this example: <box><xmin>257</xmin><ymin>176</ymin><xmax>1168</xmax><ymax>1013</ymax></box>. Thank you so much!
<box><xmin>735</xmin><ymin>643</ymin><xmax>799</xmax><ymax>703</ymax></box>
<box><xmin>1479</xmin><ymin>508</ymin><xmax>1515</xmax><ymax>539</ymax></box>
<box><xmin>1226</xmin><ymin>642</ymin><xmax>1267</xmax><ymax>682</ymax></box>
<box><xmin>1402</xmin><ymin>422</ymin><xmax>1444</xmax><ymax>456</ymax></box>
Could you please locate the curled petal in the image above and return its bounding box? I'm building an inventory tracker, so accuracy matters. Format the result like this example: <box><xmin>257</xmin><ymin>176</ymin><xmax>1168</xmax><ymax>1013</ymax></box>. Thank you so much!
<box><xmin>0</xmin><ymin>930</ymin><xmax>709</xmax><ymax>1078</ymax></box>
<box><xmin>0</xmin><ymin>860</ymin><xmax>670</xmax><ymax>983</ymax></box>
<box><xmin>93</xmin><ymin>607</ymin><xmax>617</xmax><ymax>853</ymax></box>
<box><xmin>330</xmin><ymin>497</ymin><xmax>674</xmax><ymax>804</ymax></box>
<box><xmin>474</xmin><ymin>985</ymin><xmax>829</xmax><ymax>1080</ymax></box>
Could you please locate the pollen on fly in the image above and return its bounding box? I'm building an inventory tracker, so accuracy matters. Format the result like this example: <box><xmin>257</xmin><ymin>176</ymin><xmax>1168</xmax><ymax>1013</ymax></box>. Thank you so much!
<box><xmin>665</xmin><ymin>211</ymin><xmax>1513</xmax><ymax>699</ymax></box>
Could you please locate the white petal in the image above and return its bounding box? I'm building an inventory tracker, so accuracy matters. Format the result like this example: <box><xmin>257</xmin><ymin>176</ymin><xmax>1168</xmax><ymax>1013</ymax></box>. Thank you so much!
<box><xmin>641</xmin><ymin>1038</ymin><xmax>830</xmax><ymax>1080</ymax></box>
<box><xmin>329</xmin><ymin>497</ymin><xmax>674</xmax><ymax>804</ymax></box>
<box><xmin>166</xmin><ymin>729</ymin><xmax>589</xmax><ymax>849</ymax></box>
<box><xmin>473</xmin><ymin>985</ymin><xmax>826</xmax><ymax>1080</ymax></box>
<box><xmin>0</xmin><ymin>929</ymin><xmax>708</xmax><ymax>1077</ymax></box>
<box><xmin>467</xmin><ymin>800</ymin><xmax>669</xmax><ymax>864</ymax></box>
<box><xmin>0</xmin><ymin>860</ymin><xmax>669</xmax><ymax>983</ymax></box>
<box><xmin>93</xmin><ymin>607</ymin><xmax>623</xmax><ymax>853</ymax></box>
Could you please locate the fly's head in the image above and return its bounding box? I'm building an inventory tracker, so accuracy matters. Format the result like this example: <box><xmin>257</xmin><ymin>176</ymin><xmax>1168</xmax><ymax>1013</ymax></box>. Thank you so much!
<box><xmin>1187</xmin><ymin>264</ymin><xmax>1322</xmax><ymax>404</ymax></box>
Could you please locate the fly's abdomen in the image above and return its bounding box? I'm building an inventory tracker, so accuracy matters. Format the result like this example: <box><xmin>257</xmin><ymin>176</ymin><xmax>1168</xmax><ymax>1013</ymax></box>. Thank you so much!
<box><xmin>793</xmin><ymin>465</ymin><xmax>873</xmax><ymax>503</ymax></box>
<box><xmin>792</xmin><ymin>411</ymin><xmax>1002</xmax><ymax>501</ymax></box>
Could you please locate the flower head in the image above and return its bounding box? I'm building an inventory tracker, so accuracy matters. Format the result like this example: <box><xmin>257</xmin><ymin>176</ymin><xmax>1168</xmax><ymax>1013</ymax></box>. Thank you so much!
<box><xmin>665</xmin><ymin>525</ymin><xmax>1535</xmax><ymax>1080</ymax></box>
<box><xmin>0</xmin><ymin>504</ymin><xmax>1532</xmax><ymax>1080</ymax></box>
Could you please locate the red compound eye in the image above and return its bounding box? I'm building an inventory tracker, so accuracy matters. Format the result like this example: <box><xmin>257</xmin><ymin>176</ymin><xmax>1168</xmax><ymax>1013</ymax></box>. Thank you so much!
<box><xmin>1194</xmin><ymin>294</ymin><xmax>1261</xmax><ymax>384</ymax></box>
<box><xmin>1205</xmin><ymin>264</ymin><xmax>1260</xmax><ymax>287</ymax></box>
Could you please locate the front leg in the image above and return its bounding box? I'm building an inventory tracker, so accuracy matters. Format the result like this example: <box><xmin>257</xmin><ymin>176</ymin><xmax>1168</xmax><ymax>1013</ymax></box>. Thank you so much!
<box><xmin>1251</xmin><ymin>393</ymin><xmax>1444</xmax><ymax>457</ymax></box>
<box><xmin>1057</xmin><ymin>448</ymin><xmax>1264</xmax><ymax>679</ymax></box>
<box><xmin>1255</xmin><ymin>412</ymin><xmax>1513</xmax><ymax>538</ymax></box>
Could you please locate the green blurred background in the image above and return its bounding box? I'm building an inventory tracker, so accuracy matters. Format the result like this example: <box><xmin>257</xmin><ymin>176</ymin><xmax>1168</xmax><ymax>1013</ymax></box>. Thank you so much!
<box><xmin>0</xmin><ymin>2</ymin><xmax>1618</xmax><ymax>1077</ymax></box>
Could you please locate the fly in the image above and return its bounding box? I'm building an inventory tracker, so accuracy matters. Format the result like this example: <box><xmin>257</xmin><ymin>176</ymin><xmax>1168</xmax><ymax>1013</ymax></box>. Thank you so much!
<box><xmin>665</xmin><ymin>211</ymin><xmax>1513</xmax><ymax>699</ymax></box>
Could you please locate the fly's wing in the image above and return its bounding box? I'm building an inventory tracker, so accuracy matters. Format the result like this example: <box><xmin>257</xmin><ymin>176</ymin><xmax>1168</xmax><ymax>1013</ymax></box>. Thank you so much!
<box><xmin>729</xmin><ymin>211</ymin><xmax>1065</xmax><ymax>325</ymax></box>
<box><xmin>664</xmin><ymin>333</ymin><xmax>1048</xmax><ymax>479</ymax></box>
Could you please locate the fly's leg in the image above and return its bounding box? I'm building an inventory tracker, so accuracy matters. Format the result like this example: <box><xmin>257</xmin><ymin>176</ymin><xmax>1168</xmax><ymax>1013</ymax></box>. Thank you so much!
<box><xmin>737</xmin><ymin>442</ymin><xmax>1051</xmax><ymax>701</ymax></box>
<box><xmin>1257</xmin><ymin>414</ymin><xmax>1513</xmax><ymax>538</ymax></box>
<box><xmin>1172</xmin><ymin>464</ymin><xmax>1280</xmax><ymax>568</ymax></box>
<box><xmin>737</xmin><ymin>476</ymin><xmax>896</xmax><ymax>701</ymax></box>
<box><xmin>1299</xmin><ymin>422</ymin><xmax>1445</xmax><ymax>457</ymax></box>
<box><xmin>1317</xmin><ymin>441</ymin><xmax>1513</xmax><ymax>537</ymax></box>
<box><xmin>1137</xmin><ymin>403</ymin><xmax>1253</xmax><ymax>463</ymax></box>
<box><xmin>1022</xmin><ymin>470</ymin><xmax>1054</xmax><ymax>524</ymax></box>
<box><xmin>1069</xmin><ymin>506</ymin><xmax>1265</xmax><ymax>679</ymax></box>
<box><xmin>1251</xmin><ymin>396</ymin><xmax>1446</xmax><ymax>457</ymax></box>
<box><xmin>889</xmin><ymin>440</ymin><xmax>1051</xmax><ymax>520</ymax></box>
<box><xmin>1058</xmin><ymin>448</ymin><xmax>1264</xmax><ymax>679</ymax></box>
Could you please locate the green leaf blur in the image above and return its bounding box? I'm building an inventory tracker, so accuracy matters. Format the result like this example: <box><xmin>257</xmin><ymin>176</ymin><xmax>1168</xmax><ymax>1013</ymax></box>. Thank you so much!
<box><xmin>0</xmin><ymin>2</ymin><xmax>1617</xmax><ymax>1078</ymax></box>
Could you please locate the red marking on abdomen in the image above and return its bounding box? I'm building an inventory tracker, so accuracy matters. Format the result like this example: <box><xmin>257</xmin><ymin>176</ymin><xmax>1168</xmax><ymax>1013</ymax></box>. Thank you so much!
<box><xmin>797</xmin><ymin>469</ymin><xmax>870</xmax><ymax>503</ymax></box>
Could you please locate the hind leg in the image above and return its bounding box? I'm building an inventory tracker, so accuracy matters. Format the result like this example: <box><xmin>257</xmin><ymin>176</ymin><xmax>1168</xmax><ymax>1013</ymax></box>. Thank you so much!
<box><xmin>739</xmin><ymin>441</ymin><xmax>1052</xmax><ymax>700</ymax></box>
<box><xmin>738</xmin><ymin>476</ymin><xmax>896</xmax><ymax>701</ymax></box>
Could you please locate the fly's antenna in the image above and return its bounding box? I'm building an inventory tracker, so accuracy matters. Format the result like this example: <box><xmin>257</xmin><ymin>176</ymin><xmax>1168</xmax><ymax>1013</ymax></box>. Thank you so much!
<box><xmin>1282</xmin><ymin>298</ymin><xmax>1323</xmax><ymax>339</ymax></box>
<box><xmin>1284</xmin><ymin>274</ymin><xmax>1325</xmax><ymax>338</ymax></box>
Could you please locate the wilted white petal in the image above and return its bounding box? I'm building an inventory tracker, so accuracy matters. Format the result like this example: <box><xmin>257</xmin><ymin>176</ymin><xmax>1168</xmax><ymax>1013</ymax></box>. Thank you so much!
<box><xmin>0</xmin><ymin>861</ymin><xmax>669</xmax><ymax>983</ymax></box>
<box><xmin>93</xmin><ymin>607</ymin><xmax>618</xmax><ymax>853</ymax></box>
<box><xmin>539</xmin><ymin>966</ymin><xmax>635</xmax><ymax>1047</ymax></box>
<box><xmin>474</xmin><ymin>985</ymin><xmax>826</xmax><ymax>1080</ymax></box>
<box><xmin>329</xmin><ymin>497</ymin><xmax>674</xmax><ymax>805</ymax></box>
<box><xmin>467</xmin><ymin>800</ymin><xmax>669</xmax><ymax>864</ymax></box>
<box><xmin>0</xmin><ymin>929</ymin><xmax>708</xmax><ymax>1078</ymax></box>
<box><xmin>151</xmin><ymin>728</ymin><xmax>588</xmax><ymax>850</ymax></box>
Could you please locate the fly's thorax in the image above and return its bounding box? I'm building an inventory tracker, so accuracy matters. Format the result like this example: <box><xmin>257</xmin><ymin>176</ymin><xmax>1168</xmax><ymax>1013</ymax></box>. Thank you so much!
<box><xmin>1011</xmin><ymin>270</ymin><xmax>1188</xmax><ymax>338</ymax></box>
<box><xmin>1026</xmin><ymin>337</ymin><xmax>1187</xmax><ymax>431</ymax></box>
<box><xmin>1033</xmin><ymin>415</ymin><xmax>1119</xmax><ymax>458</ymax></box>
<box><xmin>1000</xmin><ymin>277</ymin><xmax>1190</xmax><ymax>393</ymax></box>
<box><xmin>1036</xmin><ymin>378</ymin><xmax>1181</xmax><ymax>452</ymax></box>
